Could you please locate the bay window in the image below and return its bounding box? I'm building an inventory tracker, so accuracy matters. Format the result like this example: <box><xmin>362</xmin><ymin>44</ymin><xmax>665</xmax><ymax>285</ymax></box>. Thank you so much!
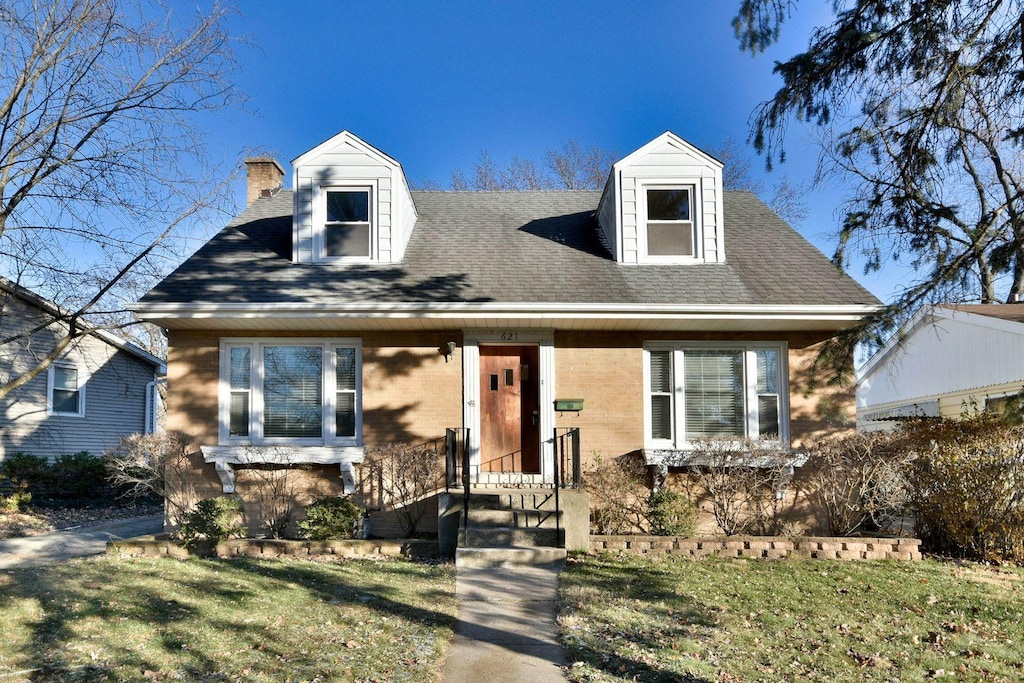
<box><xmin>644</xmin><ymin>342</ymin><xmax>787</xmax><ymax>448</ymax></box>
<box><xmin>219</xmin><ymin>339</ymin><xmax>361</xmax><ymax>446</ymax></box>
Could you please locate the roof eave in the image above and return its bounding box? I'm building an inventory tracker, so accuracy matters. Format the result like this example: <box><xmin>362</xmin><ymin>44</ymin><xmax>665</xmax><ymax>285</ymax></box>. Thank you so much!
<box><xmin>132</xmin><ymin>301</ymin><xmax>881</xmax><ymax>333</ymax></box>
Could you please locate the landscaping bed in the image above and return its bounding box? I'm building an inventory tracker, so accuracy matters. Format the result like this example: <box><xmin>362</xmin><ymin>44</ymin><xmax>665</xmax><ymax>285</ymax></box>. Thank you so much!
<box><xmin>559</xmin><ymin>553</ymin><xmax>1024</xmax><ymax>682</ymax></box>
<box><xmin>0</xmin><ymin>501</ymin><xmax>162</xmax><ymax>540</ymax></box>
<box><xmin>108</xmin><ymin>535</ymin><xmax>438</xmax><ymax>561</ymax></box>
<box><xmin>0</xmin><ymin>555</ymin><xmax>457</xmax><ymax>682</ymax></box>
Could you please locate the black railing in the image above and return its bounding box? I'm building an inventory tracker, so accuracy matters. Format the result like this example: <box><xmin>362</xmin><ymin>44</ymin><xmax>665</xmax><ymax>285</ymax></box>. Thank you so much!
<box><xmin>445</xmin><ymin>427</ymin><xmax>471</xmax><ymax>533</ymax></box>
<box><xmin>444</xmin><ymin>426</ymin><xmax>581</xmax><ymax>547</ymax></box>
<box><xmin>554</xmin><ymin>427</ymin><xmax>582</xmax><ymax>489</ymax></box>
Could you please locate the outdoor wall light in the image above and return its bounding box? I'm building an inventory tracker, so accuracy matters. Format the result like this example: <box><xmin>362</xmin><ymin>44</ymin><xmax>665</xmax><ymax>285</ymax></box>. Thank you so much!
<box><xmin>441</xmin><ymin>341</ymin><xmax>457</xmax><ymax>362</ymax></box>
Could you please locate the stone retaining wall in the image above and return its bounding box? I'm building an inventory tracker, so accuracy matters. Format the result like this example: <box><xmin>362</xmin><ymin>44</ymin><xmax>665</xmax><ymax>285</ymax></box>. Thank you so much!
<box><xmin>590</xmin><ymin>535</ymin><xmax>921</xmax><ymax>561</ymax></box>
<box><xmin>107</xmin><ymin>536</ymin><xmax>438</xmax><ymax>561</ymax></box>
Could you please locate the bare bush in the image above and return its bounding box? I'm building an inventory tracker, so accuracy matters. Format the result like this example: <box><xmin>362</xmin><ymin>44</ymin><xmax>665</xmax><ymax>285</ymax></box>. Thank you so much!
<box><xmin>584</xmin><ymin>453</ymin><xmax>651</xmax><ymax>534</ymax></box>
<box><xmin>901</xmin><ymin>416</ymin><xmax>1024</xmax><ymax>560</ymax></box>
<box><xmin>679</xmin><ymin>439</ymin><xmax>793</xmax><ymax>536</ymax></box>
<box><xmin>364</xmin><ymin>443</ymin><xmax>445</xmax><ymax>536</ymax></box>
<box><xmin>104</xmin><ymin>432</ymin><xmax>196</xmax><ymax>526</ymax></box>
<box><xmin>233</xmin><ymin>449</ymin><xmax>311</xmax><ymax>539</ymax></box>
<box><xmin>807</xmin><ymin>431</ymin><xmax>911</xmax><ymax>536</ymax></box>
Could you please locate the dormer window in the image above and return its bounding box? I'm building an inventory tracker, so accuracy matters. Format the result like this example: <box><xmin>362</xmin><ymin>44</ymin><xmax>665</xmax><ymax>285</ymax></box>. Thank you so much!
<box><xmin>643</xmin><ymin>185</ymin><xmax>698</xmax><ymax>260</ymax></box>
<box><xmin>324</xmin><ymin>188</ymin><xmax>372</xmax><ymax>258</ymax></box>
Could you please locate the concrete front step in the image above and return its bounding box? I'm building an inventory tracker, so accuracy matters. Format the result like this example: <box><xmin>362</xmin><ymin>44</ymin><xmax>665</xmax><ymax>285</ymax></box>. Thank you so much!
<box><xmin>467</xmin><ymin>490</ymin><xmax>559</xmax><ymax>512</ymax></box>
<box><xmin>455</xmin><ymin>546</ymin><xmax>568</xmax><ymax>569</ymax></box>
<box><xmin>466</xmin><ymin>506</ymin><xmax>561</xmax><ymax>529</ymax></box>
<box><xmin>459</xmin><ymin>527</ymin><xmax>562</xmax><ymax>548</ymax></box>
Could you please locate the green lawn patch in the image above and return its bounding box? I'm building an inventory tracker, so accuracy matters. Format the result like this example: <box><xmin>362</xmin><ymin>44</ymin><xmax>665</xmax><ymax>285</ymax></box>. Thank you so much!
<box><xmin>0</xmin><ymin>556</ymin><xmax>456</xmax><ymax>682</ymax></box>
<box><xmin>559</xmin><ymin>554</ymin><xmax>1024</xmax><ymax>682</ymax></box>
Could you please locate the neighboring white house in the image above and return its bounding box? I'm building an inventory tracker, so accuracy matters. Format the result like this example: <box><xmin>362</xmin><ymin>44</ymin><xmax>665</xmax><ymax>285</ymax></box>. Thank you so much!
<box><xmin>0</xmin><ymin>277</ymin><xmax>165</xmax><ymax>461</ymax></box>
<box><xmin>857</xmin><ymin>304</ymin><xmax>1024</xmax><ymax>430</ymax></box>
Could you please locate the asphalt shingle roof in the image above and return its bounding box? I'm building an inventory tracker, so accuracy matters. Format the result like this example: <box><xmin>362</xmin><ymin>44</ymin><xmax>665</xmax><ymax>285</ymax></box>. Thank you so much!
<box><xmin>140</xmin><ymin>189</ymin><xmax>877</xmax><ymax>307</ymax></box>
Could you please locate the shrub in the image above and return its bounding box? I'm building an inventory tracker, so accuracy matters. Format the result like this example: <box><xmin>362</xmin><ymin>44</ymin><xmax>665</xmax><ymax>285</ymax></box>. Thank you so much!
<box><xmin>0</xmin><ymin>452</ymin><xmax>51</xmax><ymax>499</ymax></box>
<box><xmin>807</xmin><ymin>431</ymin><xmax>911</xmax><ymax>536</ymax></box>
<box><xmin>680</xmin><ymin>439</ymin><xmax>792</xmax><ymax>536</ymax></box>
<box><xmin>51</xmin><ymin>451</ymin><xmax>109</xmax><ymax>504</ymax></box>
<box><xmin>584</xmin><ymin>453</ymin><xmax>650</xmax><ymax>534</ymax></box>
<box><xmin>0</xmin><ymin>480</ymin><xmax>32</xmax><ymax>512</ymax></box>
<box><xmin>901</xmin><ymin>415</ymin><xmax>1024</xmax><ymax>560</ymax></box>
<box><xmin>364</xmin><ymin>442</ymin><xmax>444</xmax><ymax>536</ymax></box>
<box><xmin>104</xmin><ymin>432</ymin><xmax>195</xmax><ymax>525</ymax></box>
<box><xmin>177</xmin><ymin>497</ymin><xmax>245</xmax><ymax>548</ymax></box>
<box><xmin>299</xmin><ymin>496</ymin><xmax>366</xmax><ymax>540</ymax></box>
<box><xmin>647</xmin><ymin>487</ymin><xmax>697</xmax><ymax>536</ymax></box>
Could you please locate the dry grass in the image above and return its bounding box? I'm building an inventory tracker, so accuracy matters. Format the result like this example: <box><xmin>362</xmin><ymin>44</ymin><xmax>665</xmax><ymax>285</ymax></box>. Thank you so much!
<box><xmin>559</xmin><ymin>554</ymin><xmax>1024</xmax><ymax>682</ymax></box>
<box><xmin>0</xmin><ymin>555</ymin><xmax>457</xmax><ymax>682</ymax></box>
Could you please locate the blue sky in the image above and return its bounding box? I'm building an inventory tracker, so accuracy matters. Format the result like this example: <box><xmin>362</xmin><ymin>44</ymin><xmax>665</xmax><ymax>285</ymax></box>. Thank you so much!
<box><xmin>196</xmin><ymin>1</ymin><xmax>897</xmax><ymax>300</ymax></box>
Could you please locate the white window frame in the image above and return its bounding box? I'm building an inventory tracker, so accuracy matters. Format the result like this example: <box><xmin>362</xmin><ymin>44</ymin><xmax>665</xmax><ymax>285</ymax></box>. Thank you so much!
<box><xmin>643</xmin><ymin>342</ymin><xmax>789</xmax><ymax>450</ymax></box>
<box><xmin>638</xmin><ymin>179</ymin><xmax>703</xmax><ymax>264</ymax></box>
<box><xmin>46</xmin><ymin>362</ymin><xmax>86</xmax><ymax>417</ymax></box>
<box><xmin>218</xmin><ymin>338</ymin><xmax>363</xmax><ymax>447</ymax></box>
<box><xmin>313</xmin><ymin>182</ymin><xmax>377</xmax><ymax>262</ymax></box>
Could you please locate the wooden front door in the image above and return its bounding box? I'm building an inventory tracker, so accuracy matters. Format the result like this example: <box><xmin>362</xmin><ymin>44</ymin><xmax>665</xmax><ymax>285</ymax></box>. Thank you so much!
<box><xmin>479</xmin><ymin>345</ymin><xmax>540</xmax><ymax>473</ymax></box>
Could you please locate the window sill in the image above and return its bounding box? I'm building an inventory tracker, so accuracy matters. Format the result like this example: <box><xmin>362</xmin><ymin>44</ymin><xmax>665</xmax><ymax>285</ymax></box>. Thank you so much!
<box><xmin>200</xmin><ymin>445</ymin><xmax>364</xmax><ymax>495</ymax></box>
<box><xmin>202</xmin><ymin>445</ymin><xmax>364</xmax><ymax>466</ymax></box>
<box><xmin>644</xmin><ymin>447</ymin><xmax>805</xmax><ymax>469</ymax></box>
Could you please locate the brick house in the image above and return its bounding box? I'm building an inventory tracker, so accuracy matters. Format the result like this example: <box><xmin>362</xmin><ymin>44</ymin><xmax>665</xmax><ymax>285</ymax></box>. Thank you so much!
<box><xmin>132</xmin><ymin>130</ymin><xmax>879</xmax><ymax>554</ymax></box>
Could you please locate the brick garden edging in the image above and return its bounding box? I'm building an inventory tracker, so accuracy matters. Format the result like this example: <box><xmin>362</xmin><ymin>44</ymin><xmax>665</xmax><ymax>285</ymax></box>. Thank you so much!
<box><xmin>107</xmin><ymin>536</ymin><xmax>438</xmax><ymax>561</ymax></box>
<box><xmin>590</xmin><ymin>535</ymin><xmax>922</xmax><ymax>561</ymax></box>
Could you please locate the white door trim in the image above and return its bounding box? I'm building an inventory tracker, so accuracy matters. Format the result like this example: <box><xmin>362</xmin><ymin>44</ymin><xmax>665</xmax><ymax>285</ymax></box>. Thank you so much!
<box><xmin>462</xmin><ymin>329</ymin><xmax>555</xmax><ymax>484</ymax></box>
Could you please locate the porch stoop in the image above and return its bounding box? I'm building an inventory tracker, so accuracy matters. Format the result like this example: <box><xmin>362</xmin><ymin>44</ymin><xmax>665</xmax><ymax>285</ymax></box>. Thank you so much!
<box><xmin>453</xmin><ymin>489</ymin><xmax>569</xmax><ymax>568</ymax></box>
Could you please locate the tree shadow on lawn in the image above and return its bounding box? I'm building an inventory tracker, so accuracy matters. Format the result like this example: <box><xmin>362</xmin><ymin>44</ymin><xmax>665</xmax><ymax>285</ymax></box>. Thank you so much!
<box><xmin>561</xmin><ymin>555</ymin><xmax>719</xmax><ymax>683</ymax></box>
<box><xmin>0</xmin><ymin>555</ymin><xmax>457</xmax><ymax>682</ymax></box>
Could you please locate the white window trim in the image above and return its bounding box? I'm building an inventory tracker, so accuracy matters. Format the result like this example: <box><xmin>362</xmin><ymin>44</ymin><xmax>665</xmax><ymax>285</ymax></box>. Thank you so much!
<box><xmin>218</xmin><ymin>338</ymin><xmax>363</xmax><ymax>447</ymax></box>
<box><xmin>313</xmin><ymin>182</ymin><xmax>377</xmax><ymax>262</ymax></box>
<box><xmin>46</xmin><ymin>361</ymin><xmax>87</xmax><ymax>417</ymax></box>
<box><xmin>643</xmin><ymin>341</ymin><xmax>789</xmax><ymax>450</ymax></box>
<box><xmin>638</xmin><ymin>179</ymin><xmax>704</xmax><ymax>264</ymax></box>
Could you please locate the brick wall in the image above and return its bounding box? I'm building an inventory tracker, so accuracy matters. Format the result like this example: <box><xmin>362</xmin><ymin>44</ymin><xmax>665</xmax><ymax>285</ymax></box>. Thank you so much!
<box><xmin>591</xmin><ymin>535</ymin><xmax>922</xmax><ymax>561</ymax></box>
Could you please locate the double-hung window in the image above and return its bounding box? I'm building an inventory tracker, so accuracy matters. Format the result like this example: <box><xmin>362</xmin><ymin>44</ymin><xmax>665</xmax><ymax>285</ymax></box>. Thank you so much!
<box><xmin>644</xmin><ymin>343</ymin><xmax>787</xmax><ymax>448</ymax></box>
<box><xmin>220</xmin><ymin>339</ymin><xmax>361</xmax><ymax>446</ymax></box>
<box><xmin>322</xmin><ymin>188</ymin><xmax>372</xmax><ymax>259</ymax></box>
<box><xmin>644</xmin><ymin>185</ymin><xmax>696</xmax><ymax>258</ymax></box>
<box><xmin>47</xmin><ymin>363</ymin><xmax>85</xmax><ymax>417</ymax></box>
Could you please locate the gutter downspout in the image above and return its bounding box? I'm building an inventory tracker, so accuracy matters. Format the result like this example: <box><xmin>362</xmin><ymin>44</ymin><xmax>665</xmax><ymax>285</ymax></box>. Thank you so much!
<box><xmin>145</xmin><ymin>377</ymin><xmax>166</xmax><ymax>434</ymax></box>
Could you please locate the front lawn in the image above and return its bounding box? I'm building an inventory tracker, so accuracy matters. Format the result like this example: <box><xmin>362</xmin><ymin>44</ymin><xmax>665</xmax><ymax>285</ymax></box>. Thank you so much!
<box><xmin>559</xmin><ymin>554</ymin><xmax>1024</xmax><ymax>682</ymax></box>
<box><xmin>0</xmin><ymin>556</ymin><xmax>457</xmax><ymax>682</ymax></box>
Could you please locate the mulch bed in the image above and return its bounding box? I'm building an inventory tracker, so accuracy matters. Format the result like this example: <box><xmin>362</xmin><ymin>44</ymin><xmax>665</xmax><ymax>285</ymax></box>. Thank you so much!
<box><xmin>0</xmin><ymin>501</ymin><xmax>162</xmax><ymax>540</ymax></box>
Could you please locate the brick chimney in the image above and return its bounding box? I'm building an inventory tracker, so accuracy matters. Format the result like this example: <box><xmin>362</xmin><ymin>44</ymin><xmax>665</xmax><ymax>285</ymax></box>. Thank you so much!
<box><xmin>244</xmin><ymin>157</ymin><xmax>285</xmax><ymax>206</ymax></box>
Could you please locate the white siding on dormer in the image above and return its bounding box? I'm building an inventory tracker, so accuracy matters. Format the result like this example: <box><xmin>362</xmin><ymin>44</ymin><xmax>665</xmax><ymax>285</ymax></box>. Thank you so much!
<box><xmin>597</xmin><ymin>132</ymin><xmax>725</xmax><ymax>266</ymax></box>
<box><xmin>291</xmin><ymin>131</ymin><xmax>416</xmax><ymax>264</ymax></box>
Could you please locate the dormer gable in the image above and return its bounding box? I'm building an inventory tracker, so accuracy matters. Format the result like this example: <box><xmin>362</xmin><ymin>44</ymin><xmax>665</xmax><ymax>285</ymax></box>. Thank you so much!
<box><xmin>291</xmin><ymin>130</ymin><xmax>416</xmax><ymax>264</ymax></box>
<box><xmin>597</xmin><ymin>131</ymin><xmax>725</xmax><ymax>265</ymax></box>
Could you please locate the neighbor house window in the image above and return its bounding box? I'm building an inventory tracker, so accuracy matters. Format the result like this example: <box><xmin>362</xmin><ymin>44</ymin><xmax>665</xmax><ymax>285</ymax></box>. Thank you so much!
<box><xmin>645</xmin><ymin>186</ymin><xmax>695</xmax><ymax>257</ymax></box>
<box><xmin>644</xmin><ymin>343</ymin><xmax>787</xmax><ymax>448</ymax></box>
<box><xmin>220</xmin><ymin>339</ymin><xmax>361</xmax><ymax>445</ymax></box>
<box><xmin>323</xmin><ymin>188</ymin><xmax>371</xmax><ymax>258</ymax></box>
<box><xmin>47</xmin><ymin>363</ymin><xmax>85</xmax><ymax>417</ymax></box>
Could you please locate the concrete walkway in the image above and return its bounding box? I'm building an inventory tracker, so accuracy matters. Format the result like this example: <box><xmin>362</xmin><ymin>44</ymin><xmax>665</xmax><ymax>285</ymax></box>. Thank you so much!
<box><xmin>0</xmin><ymin>514</ymin><xmax>163</xmax><ymax>569</ymax></box>
<box><xmin>441</xmin><ymin>563</ymin><xmax>567</xmax><ymax>682</ymax></box>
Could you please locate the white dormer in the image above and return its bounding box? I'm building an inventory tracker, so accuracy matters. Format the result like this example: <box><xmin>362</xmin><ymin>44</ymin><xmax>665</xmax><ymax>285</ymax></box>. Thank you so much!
<box><xmin>597</xmin><ymin>131</ymin><xmax>725</xmax><ymax>265</ymax></box>
<box><xmin>291</xmin><ymin>131</ymin><xmax>417</xmax><ymax>264</ymax></box>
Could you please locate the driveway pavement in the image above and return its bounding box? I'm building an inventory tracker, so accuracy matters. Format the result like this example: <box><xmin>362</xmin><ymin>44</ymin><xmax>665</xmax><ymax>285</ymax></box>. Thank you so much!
<box><xmin>0</xmin><ymin>514</ymin><xmax>163</xmax><ymax>569</ymax></box>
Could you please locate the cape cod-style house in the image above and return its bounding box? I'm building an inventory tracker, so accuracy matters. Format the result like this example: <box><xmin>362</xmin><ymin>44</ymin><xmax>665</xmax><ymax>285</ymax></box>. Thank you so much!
<box><xmin>132</xmin><ymin>130</ymin><xmax>880</xmax><ymax>558</ymax></box>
